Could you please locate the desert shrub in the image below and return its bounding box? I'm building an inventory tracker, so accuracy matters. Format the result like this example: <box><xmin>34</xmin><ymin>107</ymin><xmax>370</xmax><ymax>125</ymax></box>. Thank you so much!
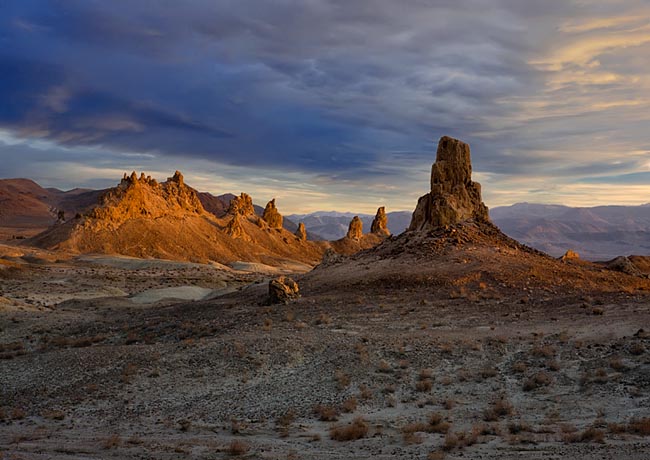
<box><xmin>101</xmin><ymin>434</ymin><xmax>121</xmax><ymax>449</ymax></box>
<box><xmin>442</xmin><ymin>432</ymin><xmax>458</xmax><ymax>451</ymax></box>
<box><xmin>563</xmin><ymin>427</ymin><xmax>605</xmax><ymax>443</ymax></box>
<box><xmin>359</xmin><ymin>384</ymin><xmax>373</xmax><ymax>400</ymax></box>
<box><xmin>479</xmin><ymin>367</ymin><xmax>498</xmax><ymax>379</ymax></box>
<box><xmin>226</xmin><ymin>440</ymin><xmax>250</xmax><ymax>455</ymax></box>
<box><xmin>609</xmin><ymin>357</ymin><xmax>627</xmax><ymax>371</ymax></box>
<box><xmin>523</xmin><ymin>371</ymin><xmax>552</xmax><ymax>391</ymax></box>
<box><xmin>313</xmin><ymin>404</ymin><xmax>339</xmax><ymax>421</ymax></box>
<box><xmin>330</xmin><ymin>417</ymin><xmax>369</xmax><ymax>441</ymax></box>
<box><xmin>630</xmin><ymin>343</ymin><xmax>645</xmax><ymax>356</ymax></box>
<box><xmin>416</xmin><ymin>379</ymin><xmax>433</xmax><ymax>392</ymax></box>
<box><xmin>628</xmin><ymin>418</ymin><xmax>650</xmax><ymax>435</ymax></box>
<box><xmin>443</xmin><ymin>399</ymin><xmax>455</xmax><ymax>410</ymax></box>
<box><xmin>531</xmin><ymin>345</ymin><xmax>555</xmax><ymax>358</ymax></box>
<box><xmin>334</xmin><ymin>369</ymin><xmax>350</xmax><ymax>388</ymax></box>
<box><xmin>342</xmin><ymin>397</ymin><xmax>357</xmax><ymax>413</ymax></box>
<box><xmin>483</xmin><ymin>398</ymin><xmax>513</xmax><ymax>421</ymax></box>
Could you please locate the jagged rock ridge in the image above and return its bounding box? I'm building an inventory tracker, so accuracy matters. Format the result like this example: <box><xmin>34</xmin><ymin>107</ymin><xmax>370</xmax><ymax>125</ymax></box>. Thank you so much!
<box><xmin>409</xmin><ymin>136</ymin><xmax>489</xmax><ymax>231</ymax></box>
<box><xmin>26</xmin><ymin>172</ymin><xmax>326</xmax><ymax>265</ymax></box>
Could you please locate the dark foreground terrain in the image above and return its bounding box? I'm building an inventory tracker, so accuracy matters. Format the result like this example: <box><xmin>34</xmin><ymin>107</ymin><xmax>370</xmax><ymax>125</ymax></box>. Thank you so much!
<box><xmin>1</xmin><ymin>233</ymin><xmax>649</xmax><ymax>460</ymax></box>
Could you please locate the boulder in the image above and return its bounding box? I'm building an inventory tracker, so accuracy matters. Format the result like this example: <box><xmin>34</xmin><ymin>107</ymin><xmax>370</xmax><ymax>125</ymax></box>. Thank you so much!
<box><xmin>370</xmin><ymin>206</ymin><xmax>391</xmax><ymax>237</ymax></box>
<box><xmin>346</xmin><ymin>216</ymin><xmax>363</xmax><ymax>240</ymax></box>
<box><xmin>262</xmin><ymin>198</ymin><xmax>283</xmax><ymax>229</ymax></box>
<box><xmin>409</xmin><ymin>136</ymin><xmax>489</xmax><ymax>231</ymax></box>
<box><xmin>269</xmin><ymin>276</ymin><xmax>300</xmax><ymax>304</ymax></box>
<box><xmin>295</xmin><ymin>222</ymin><xmax>307</xmax><ymax>240</ymax></box>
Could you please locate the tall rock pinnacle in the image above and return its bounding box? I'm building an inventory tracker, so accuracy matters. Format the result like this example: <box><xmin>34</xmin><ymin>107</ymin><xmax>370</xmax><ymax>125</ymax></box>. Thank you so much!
<box><xmin>370</xmin><ymin>206</ymin><xmax>391</xmax><ymax>237</ymax></box>
<box><xmin>295</xmin><ymin>222</ymin><xmax>307</xmax><ymax>241</ymax></box>
<box><xmin>409</xmin><ymin>136</ymin><xmax>489</xmax><ymax>231</ymax></box>
<box><xmin>262</xmin><ymin>198</ymin><xmax>283</xmax><ymax>229</ymax></box>
<box><xmin>346</xmin><ymin>216</ymin><xmax>363</xmax><ymax>240</ymax></box>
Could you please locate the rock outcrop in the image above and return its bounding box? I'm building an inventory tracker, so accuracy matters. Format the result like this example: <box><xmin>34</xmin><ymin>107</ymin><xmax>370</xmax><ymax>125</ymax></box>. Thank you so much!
<box><xmin>268</xmin><ymin>276</ymin><xmax>300</xmax><ymax>304</ymax></box>
<box><xmin>370</xmin><ymin>206</ymin><xmax>391</xmax><ymax>237</ymax></box>
<box><xmin>409</xmin><ymin>136</ymin><xmax>489</xmax><ymax>231</ymax></box>
<box><xmin>346</xmin><ymin>216</ymin><xmax>363</xmax><ymax>240</ymax></box>
<box><xmin>561</xmin><ymin>250</ymin><xmax>580</xmax><ymax>261</ymax></box>
<box><xmin>262</xmin><ymin>198</ymin><xmax>283</xmax><ymax>229</ymax></box>
<box><xmin>88</xmin><ymin>170</ymin><xmax>204</xmax><ymax>225</ymax></box>
<box><xmin>295</xmin><ymin>222</ymin><xmax>307</xmax><ymax>241</ymax></box>
<box><xmin>225</xmin><ymin>214</ymin><xmax>250</xmax><ymax>241</ymax></box>
<box><xmin>228</xmin><ymin>193</ymin><xmax>255</xmax><ymax>216</ymax></box>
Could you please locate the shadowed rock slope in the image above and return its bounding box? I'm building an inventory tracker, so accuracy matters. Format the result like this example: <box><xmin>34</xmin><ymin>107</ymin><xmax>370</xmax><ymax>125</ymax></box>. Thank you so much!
<box><xmin>27</xmin><ymin>172</ymin><xmax>325</xmax><ymax>266</ymax></box>
<box><xmin>304</xmin><ymin>136</ymin><xmax>650</xmax><ymax>298</ymax></box>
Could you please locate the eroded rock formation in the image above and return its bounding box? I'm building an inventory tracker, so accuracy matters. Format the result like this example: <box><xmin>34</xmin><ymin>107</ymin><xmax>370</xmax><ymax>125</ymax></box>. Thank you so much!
<box><xmin>561</xmin><ymin>250</ymin><xmax>580</xmax><ymax>261</ymax></box>
<box><xmin>295</xmin><ymin>222</ymin><xmax>307</xmax><ymax>241</ymax></box>
<box><xmin>269</xmin><ymin>276</ymin><xmax>300</xmax><ymax>304</ymax></box>
<box><xmin>409</xmin><ymin>136</ymin><xmax>489</xmax><ymax>231</ymax></box>
<box><xmin>262</xmin><ymin>198</ymin><xmax>283</xmax><ymax>229</ymax></box>
<box><xmin>228</xmin><ymin>193</ymin><xmax>255</xmax><ymax>216</ymax></box>
<box><xmin>225</xmin><ymin>214</ymin><xmax>250</xmax><ymax>241</ymax></box>
<box><xmin>346</xmin><ymin>216</ymin><xmax>363</xmax><ymax>240</ymax></box>
<box><xmin>371</xmin><ymin>206</ymin><xmax>391</xmax><ymax>237</ymax></box>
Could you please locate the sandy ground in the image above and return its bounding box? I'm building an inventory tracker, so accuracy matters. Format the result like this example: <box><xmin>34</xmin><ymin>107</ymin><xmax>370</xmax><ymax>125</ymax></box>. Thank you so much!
<box><xmin>1</xmin><ymin>247</ymin><xmax>649</xmax><ymax>459</ymax></box>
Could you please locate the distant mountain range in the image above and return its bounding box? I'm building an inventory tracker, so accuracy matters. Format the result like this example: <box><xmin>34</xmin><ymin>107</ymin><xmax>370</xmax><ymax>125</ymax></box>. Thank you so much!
<box><xmin>291</xmin><ymin>203</ymin><xmax>650</xmax><ymax>260</ymax></box>
<box><xmin>3</xmin><ymin>177</ymin><xmax>650</xmax><ymax>260</ymax></box>
<box><xmin>490</xmin><ymin>203</ymin><xmax>650</xmax><ymax>260</ymax></box>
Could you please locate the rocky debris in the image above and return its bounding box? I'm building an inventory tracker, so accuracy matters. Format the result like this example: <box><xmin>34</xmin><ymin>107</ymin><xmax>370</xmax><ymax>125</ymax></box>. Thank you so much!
<box><xmin>320</xmin><ymin>248</ymin><xmax>344</xmax><ymax>266</ymax></box>
<box><xmin>295</xmin><ymin>222</ymin><xmax>307</xmax><ymax>241</ymax></box>
<box><xmin>262</xmin><ymin>199</ymin><xmax>283</xmax><ymax>229</ymax></box>
<box><xmin>346</xmin><ymin>216</ymin><xmax>363</xmax><ymax>240</ymax></box>
<box><xmin>606</xmin><ymin>256</ymin><xmax>642</xmax><ymax>276</ymax></box>
<box><xmin>225</xmin><ymin>214</ymin><xmax>250</xmax><ymax>241</ymax></box>
<box><xmin>409</xmin><ymin>136</ymin><xmax>489</xmax><ymax>231</ymax></box>
<box><xmin>561</xmin><ymin>250</ymin><xmax>580</xmax><ymax>261</ymax></box>
<box><xmin>370</xmin><ymin>206</ymin><xmax>391</xmax><ymax>237</ymax></box>
<box><xmin>228</xmin><ymin>193</ymin><xmax>255</xmax><ymax>216</ymax></box>
<box><xmin>268</xmin><ymin>276</ymin><xmax>299</xmax><ymax>304</ymax></box>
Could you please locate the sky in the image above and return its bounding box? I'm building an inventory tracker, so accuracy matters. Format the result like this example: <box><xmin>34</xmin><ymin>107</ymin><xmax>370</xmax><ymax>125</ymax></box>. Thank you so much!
<box><xmin>1</xmin><ymin>0</ymin><xmax>650</xmax><ymax>214</ymax></box>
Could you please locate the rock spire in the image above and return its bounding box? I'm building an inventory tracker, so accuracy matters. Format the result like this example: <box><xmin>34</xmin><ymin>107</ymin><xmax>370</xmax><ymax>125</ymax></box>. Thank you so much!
<box><xmin>409</xmin><ymin>136</ymin><xmax>489</xmax><ymax>231</ymax></box>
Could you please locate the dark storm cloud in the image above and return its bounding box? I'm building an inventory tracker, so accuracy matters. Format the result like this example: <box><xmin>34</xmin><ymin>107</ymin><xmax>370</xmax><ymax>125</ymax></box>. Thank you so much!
<box><xmin>0</xmin><ymin>0</ymin><xmax>542</xmax><ymax>175</ymax></box>
<box><xmin>1</xmin><ymin>0</ymin><xmax>650</xmax><ymax>209</ymax></box>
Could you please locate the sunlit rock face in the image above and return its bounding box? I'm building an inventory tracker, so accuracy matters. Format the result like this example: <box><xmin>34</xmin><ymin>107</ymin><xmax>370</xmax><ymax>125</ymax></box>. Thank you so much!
<box><xmin>409</xmin><ymin>136</ymin><xmax>490</xmax><ymax>231</ymax></box>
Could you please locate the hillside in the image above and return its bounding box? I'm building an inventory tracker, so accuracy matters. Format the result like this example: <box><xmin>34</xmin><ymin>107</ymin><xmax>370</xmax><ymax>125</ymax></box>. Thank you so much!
<box><xmin>305</xmin><ymin>137</ymin><xmax>650</xmax><ymax>297</ymax></box>
<box><xmin>27</xmin><ymin>171</ymin><xmax>326</xmax><ymax>266</ymax></box>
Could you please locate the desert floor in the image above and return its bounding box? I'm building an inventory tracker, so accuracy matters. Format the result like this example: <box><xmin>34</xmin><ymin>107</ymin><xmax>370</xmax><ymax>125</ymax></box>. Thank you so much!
<box><xmin>1</xmin><ymin>246</ymin><xmax>649</xmax><ymax>459</ymax></box>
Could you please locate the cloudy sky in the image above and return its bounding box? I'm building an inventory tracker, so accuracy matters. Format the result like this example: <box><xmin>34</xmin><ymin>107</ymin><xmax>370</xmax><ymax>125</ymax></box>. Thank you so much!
<box><xmin>1</xmin><ymin>0</ymin><xmax>650</xmax><ymax>213</ymax></box>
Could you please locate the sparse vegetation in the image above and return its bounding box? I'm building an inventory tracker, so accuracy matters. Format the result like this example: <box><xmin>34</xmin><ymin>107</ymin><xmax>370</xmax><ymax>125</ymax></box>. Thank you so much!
<box><xmin>226</xmin><ymin>440</ymin><xmax>250</xmax><ymax>456</ymax></box>
<box><xmin>330</xmin><ymin>417</ymin><xmax>369</xmax><ymax>441</ymax></box>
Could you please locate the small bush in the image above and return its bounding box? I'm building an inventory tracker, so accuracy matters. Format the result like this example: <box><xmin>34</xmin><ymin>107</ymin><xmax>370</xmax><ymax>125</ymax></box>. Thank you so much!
<box><xmin>330</xmin><ymin>417</ymin><xmax>369</xmax><ymax>441</ymax></box>
<box><xmin>628</xmin><ymin>418</ymin><xmax>650</xmax><ymax>435</ymax></box>
<box><xmin>531</xmin><ymin>345</ymin><xmax>555</xmax><ymax>358</ymax></box>
<box><xmin>342</xmin><ymin>397</ymin><xmax>357</xmax><ymax>413</ymax></box>
<box><xmin>563</xmin><ymin>427</ymin><xmax>605</xmax><ymax>443</ymax></box>
<box><xmin>523</xmin><ymin>371</ymin><xmax>552</xmax><ymax>391</ymax></box>
<box><xmin>609</xmin><ymin>357</ymin><xmax>627</xmax><ymax>371</ymax></box>
<box><xmin>314</xmin><ymin>404</ymin><xmax>339</xmax><ymax>422</ymax></box>
<box><xmin>630</xmin><ymin>343</ymin><xmax>645</xmax><ymax>356</ymax></box>
<box><xmin>483</xmin><ymin>398</ymin><xmax>513</xmax><ymax>421</ymax></box>
<box><xmin>227</xmin><ymin>440</ymin><xmax>250</xmax><ymax>456</ymax></box>
<box><xmin>101</xmin><ymin>434</ymin><xmax>121</xmax><ymax>450</ymax></box>
<box><xmin>512</xmin><ymin>361</ymin><xmax>527</xmax><ymax>373</ymax></box>
<box><xmin>416</xmin><ymin>379</ymin><xmax>433</xmax><ymax>392</ymax></box>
